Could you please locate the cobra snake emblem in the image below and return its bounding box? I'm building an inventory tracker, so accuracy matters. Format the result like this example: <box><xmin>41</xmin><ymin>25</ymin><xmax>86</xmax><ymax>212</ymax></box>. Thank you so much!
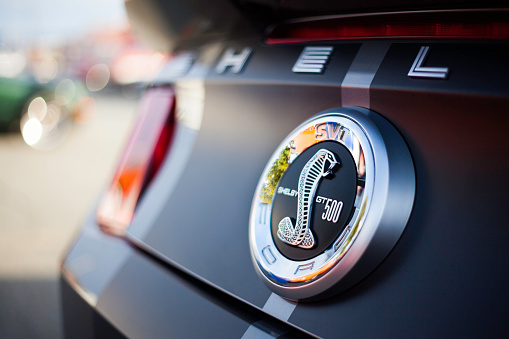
<box><xmin>277</xmin><ymin>149</ymin><xmax>339</xmax><ymax>249</ymax></box>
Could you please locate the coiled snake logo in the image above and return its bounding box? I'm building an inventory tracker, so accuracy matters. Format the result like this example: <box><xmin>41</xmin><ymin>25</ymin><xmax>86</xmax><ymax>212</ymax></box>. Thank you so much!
<box><xmin>277</xmin><ymin>149</ymin><xmax>338</xmax><ymax>249</ymax></box>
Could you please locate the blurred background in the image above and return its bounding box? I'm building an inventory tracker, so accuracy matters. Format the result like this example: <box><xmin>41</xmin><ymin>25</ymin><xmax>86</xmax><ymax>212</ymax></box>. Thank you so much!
<box><xmin>0</xmin><ymin>0</ymin><xmax>165</xmax><ymax>336</ymax></box>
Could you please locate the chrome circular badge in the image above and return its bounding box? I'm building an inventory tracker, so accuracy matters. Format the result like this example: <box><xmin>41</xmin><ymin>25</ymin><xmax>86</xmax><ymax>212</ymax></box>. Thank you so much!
<box><xmin>249</xmin><ymin>107</ymin><xmax>415</xmax><ymax>301</ymax></box>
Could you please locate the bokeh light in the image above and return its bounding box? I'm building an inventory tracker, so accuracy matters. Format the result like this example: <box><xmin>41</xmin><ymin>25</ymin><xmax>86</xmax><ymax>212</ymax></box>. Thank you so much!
<box><xmin>27</xmin><ymin>97</ymin><xmax>48</xmax><ymax>121</ymax></box>
<box><xmin>21</xmin><ymin>117</ymin><xmax>43</xmax><ymax>145</ymax></box>
<box><xmin>86</xmin><ymin>63</ymin><xmax>110</xmax><ymax>91</ymax></box>
<box><xmin>55</xmin><ymin>79</ymin><xmax>76</xmax><ymax>105</ymax></box>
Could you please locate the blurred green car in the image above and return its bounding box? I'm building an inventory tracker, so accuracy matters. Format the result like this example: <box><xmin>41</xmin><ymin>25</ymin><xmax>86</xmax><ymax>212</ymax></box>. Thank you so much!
<box><xmin>0</xmin><ymin>76</ymin><xmax>90</xmax><ymax>148</ymax></box>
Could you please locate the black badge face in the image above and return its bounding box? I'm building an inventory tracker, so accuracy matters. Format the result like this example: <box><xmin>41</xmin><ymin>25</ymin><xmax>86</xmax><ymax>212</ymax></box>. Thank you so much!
<box><xmin>270</xmin><ymin>141</ymin><xmax>358</xmax><ymax>261</ymax></box>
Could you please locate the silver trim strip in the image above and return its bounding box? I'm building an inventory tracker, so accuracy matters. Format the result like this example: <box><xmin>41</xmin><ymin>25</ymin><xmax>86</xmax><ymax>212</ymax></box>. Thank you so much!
<box><xmin>262</xmin><ymin>293</ymin><xmax>298</xmax><ymax>321</ymax></box>
<box><xmin>241</xmin><ymin>326</ymin><xmax>276</xmax><ymax>339</ymax></box>
<box><xmin>341</xmin><ymin>41</ymin><xmax>391</xmax><ymax>107</ymax></box>
<box><xmin>241</xmin><ymin>293</ymin><xmax>297</xmax><ymax>338</ymax></box>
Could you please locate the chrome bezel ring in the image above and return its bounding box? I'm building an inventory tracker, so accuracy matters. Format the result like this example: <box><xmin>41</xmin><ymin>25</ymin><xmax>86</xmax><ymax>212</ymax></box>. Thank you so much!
<box><xmin>249</xmin><ymin>107</ymin><xmax>415</xmax><ymax>301</ymax></box>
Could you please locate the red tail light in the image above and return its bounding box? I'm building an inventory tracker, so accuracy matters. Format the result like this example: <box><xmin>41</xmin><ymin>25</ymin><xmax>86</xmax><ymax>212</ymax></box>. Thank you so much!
<box><xmin>97</xmin><ymin>87</ymin><xmax>175</xmax><ymax>235</ymax></box>
<box><xmin>266</xmin><ymin>11</ymin><xmax>509</xmax><ymax>44</ymax></box>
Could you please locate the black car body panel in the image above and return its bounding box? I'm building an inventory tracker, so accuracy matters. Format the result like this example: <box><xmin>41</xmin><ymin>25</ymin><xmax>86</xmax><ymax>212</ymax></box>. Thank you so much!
<box><xmin>61</xmin><ymin>0</ymin><xmax>509</xmax><ymax>337</ymax></box>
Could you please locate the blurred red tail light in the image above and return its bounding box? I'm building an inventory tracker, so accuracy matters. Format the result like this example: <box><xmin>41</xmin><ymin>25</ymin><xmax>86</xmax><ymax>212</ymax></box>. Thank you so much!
<box><xmin>266</xmin><ymin>11</ymin><xmax>509</xmax><ymax>44</ymax></box>
<box><xmin>97</xmin><ymin>87</ymin><xmax>175</xmax><ymax>235</ymax></box>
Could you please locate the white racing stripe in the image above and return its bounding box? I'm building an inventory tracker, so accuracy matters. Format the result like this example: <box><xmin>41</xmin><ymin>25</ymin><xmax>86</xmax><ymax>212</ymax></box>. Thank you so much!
<box><xmin>261</xmin><ymin>293</ymin><xmax>298</xmax><ymax>321</ymax></box>
<box><xmin>241</xmin><ymin>293</ymin><xmax>298</xmax><ymax>338</ymax></box>
<box><xmin>341</xmin><ymin>41</ymin><xmax>391</xmax><ymax>107</ymax></box>
<box><xmin>241</xmin><ymin>326</ymin><xmax>276</xmax><ymax>339</ymax></box>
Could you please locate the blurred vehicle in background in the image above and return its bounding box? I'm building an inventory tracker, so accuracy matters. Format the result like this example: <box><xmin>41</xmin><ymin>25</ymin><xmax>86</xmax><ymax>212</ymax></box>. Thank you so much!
<box><xmin>0</xmin><ymin>25</ymin><xmax>165</xmax><ymax>150</ymax></box>
<box><xmin>0</xmin><ymin>73</ymin><xmax>91</xmax><ymax>149</ymax></box>
<box><xmin>64</xmin><ymin>28</ymin><xmax>167</xmax><ymax>96</ymax></box>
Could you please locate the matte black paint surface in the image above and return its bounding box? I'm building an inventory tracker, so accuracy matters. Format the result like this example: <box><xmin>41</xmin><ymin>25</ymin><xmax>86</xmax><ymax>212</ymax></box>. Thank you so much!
<box><xmin>135</xmin><ymin>41</ymin><xmax>509</xmax><ymax>336</ymax></box>
<box><xmin>139</xmin><ymin>81</ymin><xmax>345</xmax><ymax>308</ymax></box>
<box><xmin>373</xmin><ymin>43</ymin><xmax>509</xmax><ymax>97</ymax></box>
<box><xmin>62</xmin><ymin>38</ymin><xmax>509</xmax><ymax>337</ymax></box>
<box><xmin>96</xmin><ymin>251</ymin><xmax>251</xmax><ymax>338</ymax></box>
<box><xmin>132</xmin><ymin>42</ymin><xmax>357</xmax><ymax>308</ymax></box>
<box><xmin>61</xmin><ymin>278</ymin><xmax>126</xmax><ymax>339</ymax></box>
